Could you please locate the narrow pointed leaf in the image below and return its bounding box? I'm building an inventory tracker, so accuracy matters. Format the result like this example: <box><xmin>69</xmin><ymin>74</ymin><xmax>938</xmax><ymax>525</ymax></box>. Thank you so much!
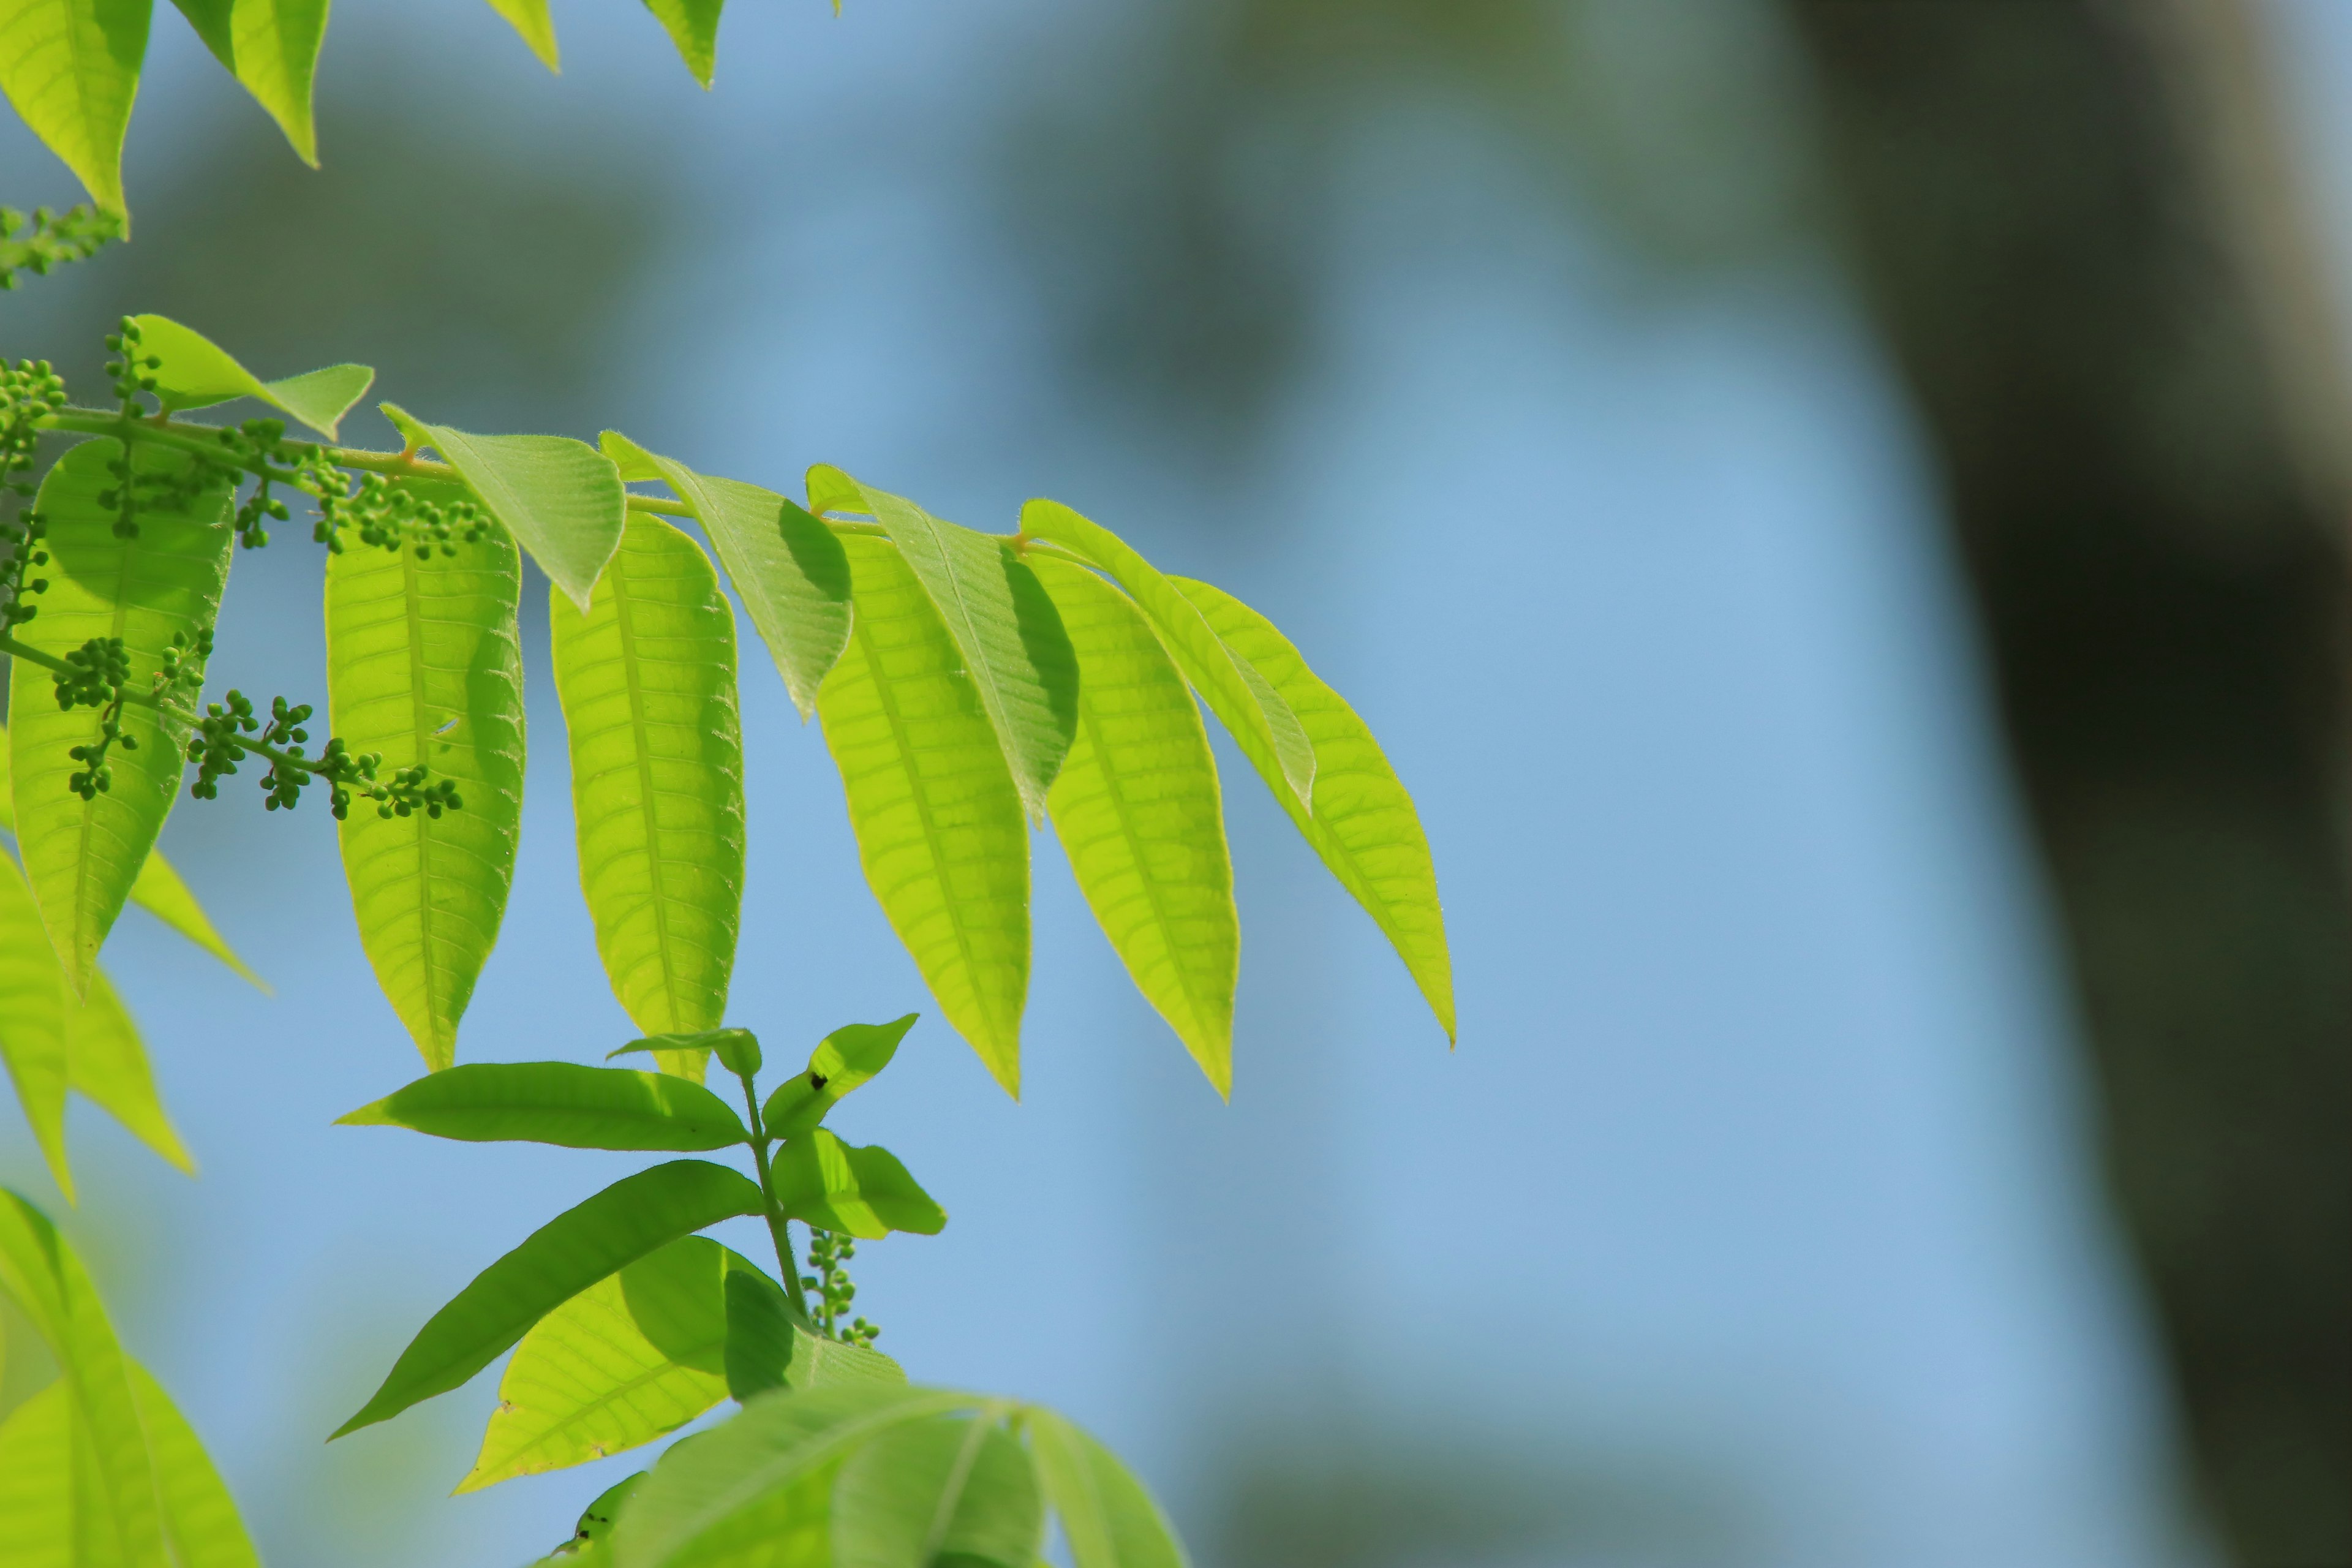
<box><xmin>819</xmin><ymin>536</ymin><xmax>1028</xmax><ymax>1094</ymax></box>
<box><xmin>130</xmin><ymin>314</ymin><xmax>369</xmax><ymax>438</ymax></box>
<box><xmin>70</xmin><ymin>967</ymin><xmax>193</xmax><ymax>1174</ymax></box>
<box><xmin>601</xmin><ymin>433</ymin><xmax>850</xmax><ymax>720</ymax></box>
<box><xmin>725</xmin><ymin>1268</ymin><xmax>905</xmax><ymax>1401</ymax></box>
<box><xmin>0</xmin><ymin>851</ymin><xmax>72</xmax><ymax>1200</ymax></box>
<box><xmin>551</xmin><ymin>516</ymin><xmax>745</xmax><ymax>1077</ymax></box>
<box><xmin>1172</xmin><ymin>578</ymin><xmax>1454</xmax><ymax>1040</ymax></box>
<box><xmin>458</xmin><ymin>1235</ymin><xmax>736</xmax><ymax>1492</ymax></box>
<box><xmin>1026</xmin><ymin>1409</ymin><xmax>1188</xmax><ymax>1568</ymax></box>
<box><xmin>0</xmin><ymin>0</ymin><xmax>151</xmax><ymax>216</ymax></box>
<box><xmin>325</xmin><ymin>507</ymin><xmax>526</xmax><ymax>1071</ymax></box>
<box><xmin>337</xmin><ymin>1061</ymin><xmax>747</xmax><ymax>1151</ymax></box>
<box><xmin>760</xmin><ymin>1012</ymin><xmax>918</xmax><ymax>1139</ymax></box>
<box><xmin>164</xmin><ymin>0</ymin><xmax>330</xmax><ymax>164</ymax></box>
<box><xmin>0</xmin><ymin>1382</ymin><xmax>72</xmax><ymax>1565</ymax></box>
<box><xmin>126</xmin><ymin>1358</ymin><xmax>262</xmax><ymax>1568</ymax></box>
<box><xmin>834</xmin><ymin>1410</ymin><xmax>1041</xmax><ymax>1568</ymax></box>
<box><xmin>333</xmin><ymin>1159</ymin><xmax>764</xmax><ymax>1438</ymax></box>
<box><xmin>9</xmin><ymin>438</ymin><xmax>233</xmax><ymax>996</ymax></box>
<box><xmin>640</xmin><ymin>0</ymin><xmax>723</xmax><ymax>87</ymax></box>
<box><xmin>1019</xmin><ymin>500</ymin><xmax>1313</xmax><ymax>807</ymax></box>
<box><xmin>483</xmin><ymin>0</ymin><xmax>556</xmax><ymax>68</ymax></box>
<box><xmin>817</xmin><ymin>469</ymin><xmax>1077</xmax><ymax>816</ymax></box>
<box><xmin>384</xmin><ymin>403</ymin><xmax>623</xmax><ymax>609</ymax></box>
<box><xmin>770</xmin><ymin>1129</ymin><xmax>944</xmax><ymax>1240</ymax></box>
<box><xmin>1031</xmin><ymin>559</ymin><xmax>1236</xmax><ymax>1094</ymax></box>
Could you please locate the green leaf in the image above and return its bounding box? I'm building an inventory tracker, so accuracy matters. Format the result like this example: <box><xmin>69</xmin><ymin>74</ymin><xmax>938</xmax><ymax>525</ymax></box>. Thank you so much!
<box><xmin>833</xmin><ymin>1410</ymin><xmax>1041</xmax><ymax>1568</ymax></box>
<box><xmin>769</xmin><ymin>1129</ymin><xmax>944</xmax><ymax>1240</ymax></box>
<box><xmin>639</xmin><ymin>0</ymin><xmax>723</xmax><ymax>87</ymax></box>
<box><xmin>1172</xmin><ymin>578</ymin><xmax>1454</xmax><ymax>1041</ymax></box>
<box><xmin>607</xmin><ymin>1026</ymin><xmax>758</xmax><ymax>1084</ymax></box>
<box><xmin>1030</xmin><ymin>559</ymin><xmax>1237</xmax><ymax>1095</ymax></box>
<box><xmin>324</xmin><ymin>505</ymin><xmax>526</xmax><ymax>1071</ymax></box>
<box><xmin>816</xmin><ymin>469</ymin><xmax>1077</xmax><ymax>817</ymax></box>
<box><xmin>164</xmin><ymin>0</ymin><xmax>329</xmax><ymax>164</ymax></box>
<box><xmin>383</xmin><ymin>403</ymin><xmax>624</xmax><ymax>610</ymax></box>
<box><xmin>600</xmin><ymin>433</ymin><xmax>850</xmax><ymax>720</ymax></box>
<box><xmin>550</xmin><ymin>516</ymin><xmax>745</xmax><ymax>1074</ymax></box>
<box><xmin>9</xmin><ymin>437</ymin><xmax>234</xmax><ymax>997</ymax></box>
<box><xmin>337</xmin><ymin>1061</ymin><xmax>748</xmax><ymax>1151</ymax></box>
<box><xmin>819</xmin><ymin>536</ymin><xmax>1028</xmax><ymax>1095</ymax></box>
<box><xmin>125</xmin><ymin>1357</ymin><xmax>262</xmax><ymax>1568</ymax></box>
<box><xmin>571</xmin><ymin>1472</ymin><xmax>648</xmax><ymax>1550</ymax></box>
<box><xmin>723</xmin><ymin>1267</ymin><xmax>905</xmax><ymax>1403</ymax></box>
<box><xmin>1025</xmin><ymin>1409</ymin><xmax>1188</xmax><ymax>1568</ymax></box>
<box><xmin>759</xmin><ymin>1014</ymin><xmax>918</xmax><ymax>1139</ymax></box>
<box><xmin>0</xmin><ymin>0</ymin><xmax>151</xmax><ymax>217</ymax></box>
<box><xmin>1019</xmin><ymin>500</ymin><xmax>1313</xmax><ymax>808</ymax></box>
<box><xmin>458</xmin><ymin>1235</ymin><xmax>739</xmax><ymax>1491</ymax></box>
<box><xmin>332</xmin><ymin>1159</ymin><xmax>764</xmax><ymax>1439</ymax></box>
<box><xmin>130</xmin><ymin>314</ymin><xmax>371</xmax><ymax>438</ymax></box>
<box><xmin>609</xmin><ymin>1383</ymin><xmax>967</xmax><ymax>1568</ymax></box>
<box><xmin>0</xmin><ymin>1382</ymin><xmax>72</xmax><ymax>1564</ymax></box>
<box><xmin>483</xmin><ymin>0</ymin><xmax>556</xmax><ymax>69</ymax></box>
<box><xmin>70</xmin><ymin>965</ymin><xmax>194</xmax><ymax>1175</ymax></box>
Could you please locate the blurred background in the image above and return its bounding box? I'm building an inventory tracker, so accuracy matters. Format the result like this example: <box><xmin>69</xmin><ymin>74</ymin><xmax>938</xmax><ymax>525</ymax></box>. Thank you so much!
<box><xmin>2</xmin><ymin>1</ymin><xmax>2346</xmax><ymax>1565</ymax></box>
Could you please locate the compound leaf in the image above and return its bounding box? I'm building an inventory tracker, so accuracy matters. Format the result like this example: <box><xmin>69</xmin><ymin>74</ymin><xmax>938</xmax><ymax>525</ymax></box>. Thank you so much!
<box><xmin>9</xmin><ymin>437</ymin><xmax>233</xmax><ymax>997</ymax></box>
<box><xmin>600</xmin><ymin>433</ymin><xmax>849</xmax><ymax>720</ymax></box>
<box><xmin>759</xmin><ymin>1012</ymin><xmax>918</xmax><ymax>1139</ymax></box>
<box><xmin>639</xmin><ymin>0</ymin><xmax>723</xmax><ymax>88</ymax></box>
<box><xmin>0</xmin><ymin>0</ymin><xmax>151</xmax><ymax>217</ymax></box>
<box><xmin>325</xmin><ymin>510</ymin><xmax>526</xmax><ymax>1071</ymax></box>
<box><xmin>132</xmin><ymin>314</ymin><xmax>370</xmax><ymax>438</ymax></box>
<box><xmin>1172</xmin><ymin>578</ymin><xmax>1453</xmax><ymax>1041</ymax></box>
<box><xmin>769</xmin><ymin>1129</ymin><xmax>944</xmax><ymax>1240</ymax></box>
<box><xmin>383</xmin><ymin>404</ymin><xmax>622</xmax><ymax>610</ymax></box>
<box><xmin>817</xmin><ymin>469</ymin><xmax>1077</xmax><ymax>818</ymax></box>
<box><xmin>337</xmin><ymin>1061</ymin><xmax>747</xmax><ymax>1151</ymax></box>
<box><xmin>819</xmin><ymin>536</ymin><xmax>1028</xmax><ymax>1095</ymax></box>
<box><xmin>164</xmin><ymin>0</ymin><xmax>330</xmax><ymax>164</ymax></box>
<box><xmin>1031</xmin><ymin>559</ymin><xmax>1236</xmax><ymax>1095</ymax></box>
<box><xmin>550</xmin><ymin>516</ymin><xmax>744</xmax><ymax>1079</ymax></box>
<box><xmin>833</xmin><ymin>1410</ymin><xmax>1041</xmax><ymax>1568</ymax></box>
<box><xmin>332</xmin><ymin>1159</ymin><xmax>764</xmax><ymax>1438</ymax></box>
<box><xmin>483</xmin><ymin>0</ymin><xmax>556</xmax><ymax>69</ymax></box>
<box><xmin>1026</xmin><ymin>1408</ymin><xmax>1187</xmax><ymax>1568</ymax></box>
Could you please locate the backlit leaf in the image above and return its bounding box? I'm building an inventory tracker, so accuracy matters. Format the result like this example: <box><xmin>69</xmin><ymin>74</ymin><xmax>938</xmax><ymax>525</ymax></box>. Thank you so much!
<box><xmin>1025</xmin><ymin>1409</ymin><xmax>1187</xmax><ymax>1568</ymax></box>
<box><xmin>483</xmin><ymin>0</ymin><xmax>556</xmax><ymax>69</ymax></box>
<box><xmin>1019</xmin><ymin>500</ymin><xmax>1313</xmax><ymax>808</ymax></box>
<box><xmin>337</xmin><ymin>1061</ymin><xmax>748</xmax><ymax>1151</ymax></box>
<box><xmin>833</xmin><ymin>1410</ymin><xmax>1041</xmax><ymax>1568</ymax></box>
<box><xmin>0</xmin><ymin>0</ymin><xmax>151</xmax><ymax>216</ymax></box>
<box><xmin>383</xmin><ymin>403</ymin><xmax>623</xmax><ymax>610</ymax></box>
<box><xmin>325</xmin><ymin>507</ymin><xmax>526</xmax><ymax>1071</ymax></box>
<box><xmin>818</xmin><ymin>537</ymin><xmax>1028</xmax><ymax>1095</ymax></box>
<box><xmin>1172</xmin><ymin>578</ymin><xmax>1453</xmax><ymax>1041</ymax></box>
<box><xmin>131</xmin><ymin>313</ymin><xmax>370</xmax><ymax>438</ymax></box>
<box><xmin>769</xmin><ymin>1129</ymin><xmax>944</xmax><ymax>1240</ymax></box>
<box><xmin>9</xmin><ymin>437</ymin><xmax>233</xmax><ymax>996</ymax></box>
<box><xmin>69</xmin><ymin>966</ymin><xmax>193</xmax><ymax>1175</ymax></box>
<box><xmin>551</xmin><ymin>516</ymin><xmax>744</xmax><ymax>1080</ymax></box>
<box><xmin>817</xmin><ymin>469</ymin><xmax>1077</xmax><ymax>816</ymax></box>
<box><xmin>0</xmin><ymin>1382</ymin><xmax>71</xmax><ymax>1566</ymax></box>
<box><xmin>126</xmin><ymin>1357</ymin><xmax>262</xmax><ymax>1568</ymax></box>
<box><xmin>164</xmin><ymin>0</ymin><xmax>330</xmax><ymax>164</ymax></box>
<box><xmin>600</xmin><ymin>433</ymin><xmax>850</xmax><ymax>720</ymax></box>
<box><xmin>639</xmin><ymin>0</ymin><xmax>723</xmax><ymax>88</ymax></box>
<box><xmin>333</xmin><ymin>1159</ymin><xmax>764</xmax><ymax>1438</ymax></box>
<box><xmin>759</xmin><ymin>1013</ymin><xmax>918</xmax><ymax>1139</ymax></box>
<box><xmin>1031</xmin><ymin>559</ymin><xmax>1236</xmax><ymax>1095</ymax></box>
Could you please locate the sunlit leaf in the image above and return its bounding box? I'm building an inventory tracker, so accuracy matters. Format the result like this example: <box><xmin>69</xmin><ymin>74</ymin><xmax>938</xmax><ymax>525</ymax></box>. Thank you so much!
<box><xmin>639</xmin><ymin>0</ymin><xmax>723</xmax><ymax>88</ymax></box>
<box><xmin>0</xmin><ymin>1382</ymin><xmax>72</xmax><ymax>1566</ymax></box>
<box><xmin>333</xmin><ymin>1159</ymin><xmax>764</xmax><ymax>1438</ymax></box>
<box><xmin>9</xmin><ymin>438</ymin><xmax>233</xmax><ymax>997</ymax></box>
<box><xmin>126</xmin><ymin>1357</ymin><xmax>262</xmax><ymax>1568</ymax></box>
<box><xmin>600</xmin><ymin>433</ymin><xmax>850</xmax><ymax>720</ymax></box>
<box><xmin>769</xmin><ymin>1129</ymin><xmax>944</xmax><ymax>1240</ymax></box>
<box><xmin>325</xmin><ymin>505</ymin><xmax>526</xmax><ymax>1071</ymax></box>
<box><xmin>337</xmin><ymin>1061</ymin><xmax>747</xmax><ymax>1151</ymax></box>
<box><xmin>163</xmin><ymin>0</ymin><xmax>330</xmax><ymax>164</ymax></box>
<box><xmin>818</xmin><ymin>536</ymin><xmax>1028</xmax><ymax>1095</ymax></box>
<box><xmin>725</xmin><ymin>1265</ymin><xmax>905</xmax><ymax>1403</ymax></box>
<box><xmin>1172</xmin><ymin>578</ymin><xmax>1453</xmax><ymax>1041</ymax></box>
<box><xmin>0</xmin><ymin>0</ymin><xmax>151</xmax><ymax>216</ymax></box>
<box><xmin>759</xmin><ymin>1013</ymin><xmax>918</xmax><ymax>1139</ymax></box>
<box><xmin>833</xmin><ymin>1409</ymin><xmax>1041</xmax><ymax>1568</ymax></box>
<box><xmin>0</xmin><ymin>849</ymin><xmax>72</xmax><ymax>1198</ymax></box>
<box><xmin>131</xmin><ymin>314</ymin><xmax>370</xmax><ymax>438</ymax></box>
<box><xmin>383</xmin><ymin>403</ymin><xmax>623</xmax><ymax>609</ymax></box>
<box><xmin>551</xmin><ymin>516</ymin><xmax>744</xmax><ymax>1080</ymax></box>
<box><xmin>69</xmin><ymin>966</ymin><xmax>193</xmax><ymax>1175</ymax></box>
<box><xmin>1025</xmin><ymin>1409</ymin><xmax>1188</xmax><ymax>1568</ymax></box>
<box><xmin>482</xmin><ymin>0</ymin><xmax>556</xmax><ymax>69</ymax></box>
<box><xmin>816</xmin><ymin>469</ymin><xmax>1077</xmax><ymax>817</ymax></box>
<box><xmin>1031</xmin><ymin>559</ymin><xmax>1236</xmax><ymax>1095</ymax></box>
<box><xmin>1019</xmin><ymin>500</ymin><xmax>1312</xmax><ymax>807</ymax></box>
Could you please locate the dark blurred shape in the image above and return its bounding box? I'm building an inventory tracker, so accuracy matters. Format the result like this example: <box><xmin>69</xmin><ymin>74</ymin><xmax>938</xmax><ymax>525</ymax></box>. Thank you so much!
<box><xmin>1785</xmin><ymin>4</ymin><xmax>2352</xmax><ymax>1562</ymax></box>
